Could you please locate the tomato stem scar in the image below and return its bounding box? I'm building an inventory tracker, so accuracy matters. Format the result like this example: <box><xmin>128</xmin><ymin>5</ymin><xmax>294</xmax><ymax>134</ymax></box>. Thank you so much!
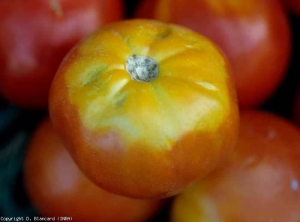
<box><xmin>126</xmin><ymin>54</ymin><xmax>158</xmax><ymax>82</ymax></box>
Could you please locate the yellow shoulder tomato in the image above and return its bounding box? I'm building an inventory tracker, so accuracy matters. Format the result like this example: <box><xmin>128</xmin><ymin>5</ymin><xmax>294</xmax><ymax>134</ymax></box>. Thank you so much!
<box><xmin>49</xmin><ymin>19</ymin><xmax>239</xmax><ymax>198</ymax></box>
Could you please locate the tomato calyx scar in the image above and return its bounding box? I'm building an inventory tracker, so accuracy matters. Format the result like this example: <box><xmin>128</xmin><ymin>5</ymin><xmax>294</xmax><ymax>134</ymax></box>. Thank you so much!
<box><xmin>126</xmin><ymin>54</ymin><xmax>159</xmax><ymax>82</ymax></box>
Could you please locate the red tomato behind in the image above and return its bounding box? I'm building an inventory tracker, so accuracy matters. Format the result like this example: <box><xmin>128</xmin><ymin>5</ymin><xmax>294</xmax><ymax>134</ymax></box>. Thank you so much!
<box><xmin>135</xmin><ymin>0</ymin><xmax>291</xmax><ymax>108</ymax></box>
<box><xmin>0</xmin><ymin>0</ymin><xmax>123</xmax><ymax>108</ymax></box>
<box><xmin>171</xmin><ymin>110</ymin><xmax>300</xmax><ymax>222</ymax></box>
<box><xmin>23</xmin><ymin>117</ymin><xmax>165</xmax><ymax>222</ymax></box>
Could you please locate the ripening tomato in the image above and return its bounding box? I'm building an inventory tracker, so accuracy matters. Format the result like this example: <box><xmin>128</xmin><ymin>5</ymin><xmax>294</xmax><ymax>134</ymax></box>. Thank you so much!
<box><xmin>135</xmin><ymin>0</ymin><xmax>291</xmax><ymax>108</ymax></box>
<box><xmin>24</xmin><ymin>117</ymin><xmax>165</xmax><ymax>222</ymax></box>
<box><xmin>171</xmin><ymin>110</ymin><xmax>300</xmax><ymax>222</ymax></box>
<box><xmin>49</xmin><ymin>19</ymin><xmax>239</xmax><ymax>198</ymax></box>
<box><xmin>0</xmin><ymin>0</ymin><xmax>123</xmax><ymax>108</ymax></box>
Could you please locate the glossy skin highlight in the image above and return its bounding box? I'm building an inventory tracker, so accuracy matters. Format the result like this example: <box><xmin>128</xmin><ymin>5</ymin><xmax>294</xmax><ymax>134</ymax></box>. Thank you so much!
<box><xmin>49</xmin><ymin>19</ymin><xmax>239</xmax><ymax>198</ymax></box>
<box><xmin>135</xmin><ymin>0</ymin><xmax>291</xmax><ymax>108</ymax></box>
<box><xmin>24</xmin><ymin>118</ymin><xmax>165</xmax><ymax>222</ymax></box>
<box><xmin>171</xmin><ymin>110</ymin><xmax>300</xmax><ymax>222</ymax></box>
<box><xmin>0</xmin><ymin>0</ymin><xmax>123</xmax><ymax>108</ymax></box>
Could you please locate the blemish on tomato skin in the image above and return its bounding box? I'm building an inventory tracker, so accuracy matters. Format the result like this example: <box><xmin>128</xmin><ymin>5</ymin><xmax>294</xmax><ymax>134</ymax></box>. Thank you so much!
<box><xmin>49</xmin><ymin>0</ymin><xmax>63</xmax><ymax>18</ymax></box>
<box><xmin>156</xmin><ymin>28</ymin><xmax>172</xmax><ymax>39</ymax></box>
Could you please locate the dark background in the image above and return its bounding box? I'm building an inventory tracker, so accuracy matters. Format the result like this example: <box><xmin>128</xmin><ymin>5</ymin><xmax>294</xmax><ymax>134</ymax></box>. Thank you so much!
<box><xmin>0</xmin><ymin>0</ymin><xmax>299</xmax><ymax>220</ymax></box>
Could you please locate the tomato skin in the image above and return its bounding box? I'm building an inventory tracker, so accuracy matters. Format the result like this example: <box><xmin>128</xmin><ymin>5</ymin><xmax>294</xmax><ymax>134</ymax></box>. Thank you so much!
<box><xmin>24</xmin><ymin>117</ymin><xmax>165</xmax><ymax>222</ymax></box>
<box><xmin>0</xmin><ymin>0</ymin><xmax>123</xmax><ymax>108</ymax></box>
<box><xmin>171</xmin><ymin>110</ymin><xmax>300</xmax><ymax>222</ymax></box>
<box><xmin>135</xmin><ymin>0</ymin><xmax>291</xmax><ymax>108</ymax></box>
<box><xmin>49</xmin><ymin>19</ymin><xmax>239</xmax><ymax>198</ymax></box>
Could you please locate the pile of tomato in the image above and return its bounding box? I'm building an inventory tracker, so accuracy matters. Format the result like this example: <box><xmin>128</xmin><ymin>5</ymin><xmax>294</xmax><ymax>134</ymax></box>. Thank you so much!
<box><xmin>0</xmin><ymin>0</ymin><xmax>299</xmax><ymax>221</ymax></box>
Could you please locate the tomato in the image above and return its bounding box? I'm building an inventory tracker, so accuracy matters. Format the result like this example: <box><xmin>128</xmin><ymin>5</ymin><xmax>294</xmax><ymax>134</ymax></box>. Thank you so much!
<box><xmin>0</xmin><ymin>0</ymin><xmax>123</xmax><ymax>108</ymax></box>
<box><xmin>24</xmin><ymin>117</ymin><xmax>165</xmax><ymax>222</ymax></box>
<box><xmin>49</xmin><ymin>19</ymin><xmax>239</xmax><ymax>198</ymax></box>
<box><xmin>170</xmin><ymin>110</ymin><xmax>300</xmax><ymax>222</ymax></box>
<box><xmin>135</xmin><ymin>0</ymin><xmax>291</xmax><ymax>108</ymax></box>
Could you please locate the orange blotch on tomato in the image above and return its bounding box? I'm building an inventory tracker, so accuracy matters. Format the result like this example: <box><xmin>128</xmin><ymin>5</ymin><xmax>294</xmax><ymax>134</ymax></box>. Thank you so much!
<box><xmin>24</xmin><ymin>117</ymin><xmax>165</xmax><ymax>222</ymax></box>
<box><xmin>171</xmin><ymin>110</ymin><xmax>300</xmax><ymax>222</ymax></box>
<box><xmin>49</xmin><ymin>19</ymin><xmax>239</xmax><ymax>198</ymax></box>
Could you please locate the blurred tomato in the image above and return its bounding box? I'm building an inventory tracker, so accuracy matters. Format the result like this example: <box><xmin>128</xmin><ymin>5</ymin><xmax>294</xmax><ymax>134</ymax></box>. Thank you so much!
<box><xmin>24</xmin><ymin>117</ymin><xmax>165</xmax><ymax>222</ymax></box>
<box><xmin>49</xmin><ymin>19</ymin><xmax>239</xmax><ymax>199</ymax></box>
<box><xmin>170</xmin><ymin>110</ymin><xmax>300</xmax><ymax>222</ymax></box>
<box><xmin>0</xmin><ymin>0</ymin><xmax>123</xmax><ymax>108</ymax></box>
<box><xmin>135</xmin><ymin>0</ymin><xmax>291</xmax><ymax>108</ymax></box>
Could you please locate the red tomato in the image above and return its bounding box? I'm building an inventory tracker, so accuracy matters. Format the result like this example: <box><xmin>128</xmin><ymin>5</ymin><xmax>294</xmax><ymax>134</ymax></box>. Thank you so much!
<box><xmin>24</xmin><ymin>117</ymin><xmax>165</xmax><ymax>222</ymax></box>
<box><xmin>0</xmin><ymin>0</ymin><xmax>123</xmax><ymax>108</ymax></box>
<box><xmin>171</xmin><ymin>110</ymin><xmax>300</xmax><ymax>222</ymax></box>
<box><xmin>49</xmin><ymin>19</ymin><xmax>239</xmax><ymax>199</ymax></box>
<box><xmin>135</xmin><ymin>0</ymin><xmax>291</xmax><ymax>108</ymax></box>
